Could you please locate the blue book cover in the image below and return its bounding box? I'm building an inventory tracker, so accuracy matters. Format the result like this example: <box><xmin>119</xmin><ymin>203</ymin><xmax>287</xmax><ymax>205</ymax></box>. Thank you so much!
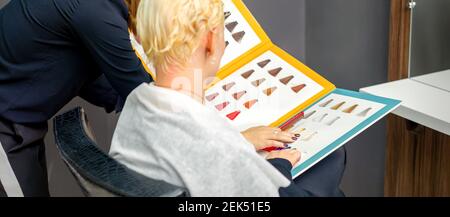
<box><xmin>283</xmin><ymin>89</ymin><xmax>401</xmax><ymax>178</ymax></box>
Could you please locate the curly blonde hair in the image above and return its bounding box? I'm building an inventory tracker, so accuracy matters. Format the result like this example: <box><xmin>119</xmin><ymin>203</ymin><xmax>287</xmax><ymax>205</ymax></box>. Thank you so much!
<box><xmin>137</xmin><ymin>0</ymin><xmax>224</xmax><ymax>72</ymax></box>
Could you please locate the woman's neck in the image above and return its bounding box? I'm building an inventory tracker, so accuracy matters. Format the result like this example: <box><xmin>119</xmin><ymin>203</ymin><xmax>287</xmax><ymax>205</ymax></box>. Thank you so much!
<box><xmin>155</xmin><ymin>66</ymin><xmax>206</xmax><ymax>103</ymax></box>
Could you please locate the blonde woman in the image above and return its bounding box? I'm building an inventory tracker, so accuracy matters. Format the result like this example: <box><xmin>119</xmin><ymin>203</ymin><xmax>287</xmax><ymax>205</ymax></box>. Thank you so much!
<box><xmin>110</xmin><ymin>0</ymin><xmax>346</xmax><ymax>197</ymax></box>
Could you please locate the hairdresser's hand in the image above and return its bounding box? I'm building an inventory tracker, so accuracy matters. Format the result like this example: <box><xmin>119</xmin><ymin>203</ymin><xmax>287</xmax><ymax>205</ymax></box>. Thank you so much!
<box><xmin>241</xmin><ymin>126</ymin><xmax>300</xmax><ymax>151</ymax></box>
<box><xmin>266</xmin><ymin>149</ymin><xmax>301</xmax><ymax>167</ymax></box>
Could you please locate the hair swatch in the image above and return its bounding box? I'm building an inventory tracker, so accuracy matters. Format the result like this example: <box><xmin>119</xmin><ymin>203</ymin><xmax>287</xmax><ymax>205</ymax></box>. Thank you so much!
<box><xmin>241</xmin><ymin>69</ymin><xmax>255</xmax><ymax>79</ymax></box>
<box><xmin>244</xmin><ymin>99</ymin><xmax>258</xmax><ymax>109</ymax></box>
<box><xmin>331</xmin><ymin>101</ymin><xmax>346</xmax><ymax>110</ymax></box>
<box><xmin>257</xmin><ymin>59</ymin><xmax>271</xmax><ymax>68</ymax></box>
<box><xmin>226</xmin><ymin>21</ymin><xmax>238</xmax><ymax>33</ymax></box>
<box><xmin>206</xmin><ymin>93</ymin><xmax>219</xmax><ymax>102</ymax></box>
<box><xmin>320</xmin><ymin>99</ymin><xmax>334</xmax><ymax>107</ymax></box>
<box><xmin>268</xmin><ymin>67</ymin><xmax>282</xmax><ymax>77</ymax></box>
<box><xmin>222</xmin><ymin>82</ymin><xmax>236</xmax><ymax>91</ymax></box>
<box><xmin>263</xmin><ymin>87</ymin><xmax>278</xmax><ymax>96</ymax></box>
<box><xmin>224</xmin><ymin>11</ymin><xmax>231</xmax><ymax>20</ymax></box>
<box><xmin>300</xmin><ymin>132</ymin><xmax>318</xmax><ymax>142</ymax></box>
<box><xmin>327</xmin><ymin>117</ymin><xmax>340</xmax><ymax>126</ymax></box>
<box><xmin>252</xmin><ymin>78</ymin><xmax>266</xmax><ymax>87</ymax></box>
<box><xmin>280</xmin><ymin>75</ymin><xmax>294</xmax><ymax>85</ymax></box>
<box><xmin>232</xmin><ymin>91</ymin><xmax>247</xmax><ymax>100</ymax></box>
<box><xmin>304</xmin><ymin>110</ymin><xmax>316</xmax><ymax>119</ymax></box>
<box><xmin>357</xmin><ymin>108</ymin><xmax>372</xmax><ymax>117</ymax></box>
<box><xmin>215</xmin><ymin>101</ymin><xmax>230</xmax><ymax>111</ymax></box>
<box><xmin>313</xmin><ymin>113</ymin><xmax>328</xmax><ymax>122</ymax></box>
<box><xmin>343</xmin><ymin>104</ymin><xmax>358</xmax><ymax>113</ymax></box>
<box><xmin>291</xmin><ymin>127</ymin><xmax>306</xmax><ymax>135</ymax></box>
<box><xmin>232</xmin><ymin>31</ymin><xmax>245</xmax><ymax>43</ymax></box>
<box><xmin>226</xmin><ymin>111</ymin><xmax>241</xmax><ymax>120</ymax></box>
<box><xmin>291</xmin><ymin>84</ymin><xmax>306</xmax><ymax>93</ymax></box>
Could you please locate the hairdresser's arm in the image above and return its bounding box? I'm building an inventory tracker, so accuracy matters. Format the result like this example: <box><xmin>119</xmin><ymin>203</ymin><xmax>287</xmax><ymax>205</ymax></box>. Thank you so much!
<box><xmin>79</xmin><ymin>75</ymin><xmax>125</xmax><ymax>113</ymax></box>
<box><xmin>71</xmin><ymin>1</ymin><xmax>152</xmax><ymax>100</ymax></box>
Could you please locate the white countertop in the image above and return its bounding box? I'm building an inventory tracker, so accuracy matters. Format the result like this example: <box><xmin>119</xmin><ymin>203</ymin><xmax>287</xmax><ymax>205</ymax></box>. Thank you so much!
<box><xmin>412</xmin><ymin>69</ymin><xmax>450</xmax><ymax>92</ymax></box>
<box><xmin>360</xmin><ymin>70</ymin><xmax>450</xmax><ymax>135</ymax></box>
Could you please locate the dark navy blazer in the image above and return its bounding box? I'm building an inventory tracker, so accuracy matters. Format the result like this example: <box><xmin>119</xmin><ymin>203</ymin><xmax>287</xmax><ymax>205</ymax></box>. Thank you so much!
<box><xmin>0</xmin><ymin>0</ymin><xmax>152</xmax><ymax>124</ymax></box>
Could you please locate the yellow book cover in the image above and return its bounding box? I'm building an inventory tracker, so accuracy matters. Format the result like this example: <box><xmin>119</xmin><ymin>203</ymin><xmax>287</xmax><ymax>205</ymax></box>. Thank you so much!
<box><xmin>204</xmin><ymin>0</ymin><xmax>335</xmax><ymax>131</ymax></box>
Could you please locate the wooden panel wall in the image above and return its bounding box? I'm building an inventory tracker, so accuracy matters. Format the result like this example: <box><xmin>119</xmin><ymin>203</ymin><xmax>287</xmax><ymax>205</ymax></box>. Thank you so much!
<box><xmin>386</xmin><ymin>0</ymin><xmax>450</xmax><ymax>197</ymax></box>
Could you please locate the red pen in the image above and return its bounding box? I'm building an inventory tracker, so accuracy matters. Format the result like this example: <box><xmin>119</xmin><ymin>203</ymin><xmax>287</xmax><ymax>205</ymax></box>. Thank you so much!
<box><xmin>263</xmin><ymin>112</ymin><xmax>305</xmax><ymax>152</ymax></box>
<box><xmin>279</xmin><ymin>112</ymin><xmax>305</xmax><ymax>131</ymax></box>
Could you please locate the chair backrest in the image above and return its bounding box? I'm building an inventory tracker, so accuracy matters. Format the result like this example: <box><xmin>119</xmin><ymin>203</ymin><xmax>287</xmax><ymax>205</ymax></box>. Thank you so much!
<box><xmin>53</xmin><ymin>107</ymin><xmax>188</xmax><ymax>197</ymax></box>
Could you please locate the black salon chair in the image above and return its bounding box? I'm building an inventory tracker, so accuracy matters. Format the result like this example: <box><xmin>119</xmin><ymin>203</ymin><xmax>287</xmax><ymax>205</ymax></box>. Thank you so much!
<box><xmin>53</xmin><ymin>107</ymin><xmax>188</xmax><ymax>197</ymax></box>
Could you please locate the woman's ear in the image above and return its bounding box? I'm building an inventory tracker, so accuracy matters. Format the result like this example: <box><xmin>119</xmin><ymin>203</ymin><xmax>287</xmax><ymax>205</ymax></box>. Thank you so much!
<box><xmin>206</xmin><ymin>27</ymin><xmax>225</xmax><ymax>59</ymax></box>
<box><xmin>206</xmin><ymin>29</ymin><xmax>215</xmax><ymax>55</ymax></box>
<box><xmin>203</xmin><ymin>26</ymin><xmax>225</xmax><ymax>81</ymax></box>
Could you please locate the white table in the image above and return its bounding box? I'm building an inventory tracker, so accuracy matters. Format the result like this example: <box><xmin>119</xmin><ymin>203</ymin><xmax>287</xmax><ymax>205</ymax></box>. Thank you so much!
<box><xmin>360</xmin><ymin>70</ymin><xmax>450</xmax><ymax>135</ymax></box>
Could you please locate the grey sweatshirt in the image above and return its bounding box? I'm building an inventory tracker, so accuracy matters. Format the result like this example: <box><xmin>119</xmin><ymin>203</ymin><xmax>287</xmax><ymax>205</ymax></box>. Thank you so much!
<box><xmin>109</xmin><ymin>83</ymin><xmax>290</xmax><ymax>197</ymax></box>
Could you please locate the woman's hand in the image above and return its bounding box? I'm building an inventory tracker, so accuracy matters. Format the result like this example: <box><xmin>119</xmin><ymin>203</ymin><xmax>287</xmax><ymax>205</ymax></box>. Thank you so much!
<box><xmin>241</xmin><ymin>126</ymin><xmax>300</xmax><ymax>151</ymax></box>
<box><xmin>266</xmin><ymin>149</ymin><xmax>301</xmax><ymax>166</ymax></box>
